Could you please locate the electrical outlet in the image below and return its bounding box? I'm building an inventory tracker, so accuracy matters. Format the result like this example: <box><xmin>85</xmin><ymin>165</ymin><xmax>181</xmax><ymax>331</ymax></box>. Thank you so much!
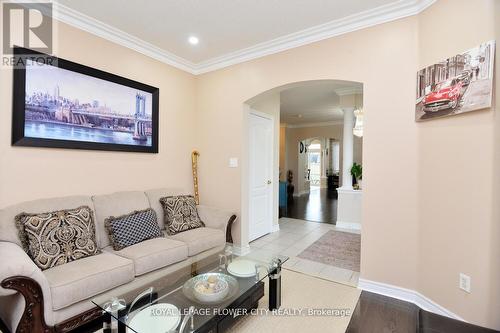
<box><xmin>459</xmin><ymin>273</ymin><xmax>471</xmax><ymax>293</ymax></box>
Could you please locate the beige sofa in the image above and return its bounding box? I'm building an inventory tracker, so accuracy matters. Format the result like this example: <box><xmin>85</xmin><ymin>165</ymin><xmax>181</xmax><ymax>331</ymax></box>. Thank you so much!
<box><xmin>0</xmin><ymin>188</ymin><xmax>236</xmax><ymax>333</ymax></box>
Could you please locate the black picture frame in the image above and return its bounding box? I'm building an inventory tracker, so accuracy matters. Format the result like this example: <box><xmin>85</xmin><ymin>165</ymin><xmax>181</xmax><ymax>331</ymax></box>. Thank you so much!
<box><xmin>12</xmin><ymin>47</ymin><xmax>159</xmax><ymax>153</ymax></box>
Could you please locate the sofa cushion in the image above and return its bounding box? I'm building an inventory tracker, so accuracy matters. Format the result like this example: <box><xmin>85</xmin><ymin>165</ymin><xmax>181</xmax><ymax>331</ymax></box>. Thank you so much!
<box><xmin>110</xmin><ymin>238</ymin><xmax>188</xmax><ymax>276</ymax></box>
<box><xmin>105</xmin><ymin>208</ymin><xmax>162</xmax><ymax>251</ymax></box>
<box><xmin>0</xmin><ymin>195</ymin><xmax>94</xmax><ymax>246</ymax></box>
<box><xmin>44</xmin><ymin>252</ymin><xmax>134</xmax><ymax>310</ymax></box>
<box><xmin>167</xmin><ymin>227</ymin><xmax>225</xmax><ymax>256</ymax></box>
<box><xmin>15</xmin><ymin>206</ymin><xmax>99</xmax><ymax>270</ymax></box>
<box><xmin>92</xmin><ymin>191</ymin><xmax>151</xmax><ymax>248</ymax></box>
<box><xmin>160</xmin><ymin>195</ymin><xmax>204</xmax><ymax>236</ymax></box>
<box><xmin>144</xmin><ymin>188</ymin><xmax>187</xmax><ymax>229</ymax></box>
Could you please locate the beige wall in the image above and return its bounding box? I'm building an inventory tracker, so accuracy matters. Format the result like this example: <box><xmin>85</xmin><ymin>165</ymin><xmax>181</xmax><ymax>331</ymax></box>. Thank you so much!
<box><xmin>417</xmin><ymin>0</ymin><xmax>499</xmax><ymax>327</ymax></box>
<box><xmin>492</xmin><ymin>0</ymin><xmax>500</xmax><ymax>324</ymax></box>
<box><xmin>195</xmin><ymin>0</ymin><xmax>498</xmax><ymax>328</ymax></box>
<box><xmin>195</xmin><ymin>10</ymin><xmax>421</xmax><ymax>307</ymax></box>
<box><xmin>0</xmin><ymin>20</ymin><xmax>197</xmax><ymax>207</ymax></box>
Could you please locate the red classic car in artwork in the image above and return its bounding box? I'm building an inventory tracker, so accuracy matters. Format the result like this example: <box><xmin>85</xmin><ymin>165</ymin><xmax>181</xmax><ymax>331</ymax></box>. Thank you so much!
<box><xmin>423</xmin><ymin>78</ymin><xmax>464</xmax><ymax>112</ymax></box>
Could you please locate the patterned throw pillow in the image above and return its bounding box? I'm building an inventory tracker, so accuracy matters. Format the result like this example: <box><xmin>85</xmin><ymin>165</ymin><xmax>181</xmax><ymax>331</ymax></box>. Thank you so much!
<box><xmin>105</xmin><ymin>208</ymin><xmax>162</xmax><ymax>251</ymax></box>
<box><xmin>16</xmin><ymin>206</ymin><xmax>100</xmax><ymax>271</ymax></box>
<box><xmin>160</xmin><ymin>195</ymin><xmax>204</xmax><ymax>235</ymax></box>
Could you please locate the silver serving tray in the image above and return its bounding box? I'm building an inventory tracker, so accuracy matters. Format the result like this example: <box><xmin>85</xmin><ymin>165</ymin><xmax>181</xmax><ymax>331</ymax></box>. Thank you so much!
<box><xmin>182</xmin><ymin>272</ymin><xmax>239</xmax><ymax>305</ymax></box>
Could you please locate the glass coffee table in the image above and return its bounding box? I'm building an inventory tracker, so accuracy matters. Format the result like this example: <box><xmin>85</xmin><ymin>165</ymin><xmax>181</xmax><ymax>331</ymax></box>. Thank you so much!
<box><xmin>92</xmin><ymin>244</ymin><xmax>288</xmax><ymax>333</ymax></box>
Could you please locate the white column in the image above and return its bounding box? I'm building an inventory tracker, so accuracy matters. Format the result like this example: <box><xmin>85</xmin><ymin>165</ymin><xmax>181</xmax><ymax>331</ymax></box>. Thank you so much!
<box><xmin>337</xmin><ymin>107</ymin><xmax>361</xmax><ymax>230</ymax></box>
<box><xmin>340</xmin><ymin>108</ymin><xmax>355</xmax><ymax>189</ymax></box>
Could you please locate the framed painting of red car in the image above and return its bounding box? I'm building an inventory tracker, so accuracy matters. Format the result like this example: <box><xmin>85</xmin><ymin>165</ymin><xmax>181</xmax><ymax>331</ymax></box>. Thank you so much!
<box><xmin>415</xmin><ymin>40</ymin><xmax>495</xmax><ymax>121</ymax></box>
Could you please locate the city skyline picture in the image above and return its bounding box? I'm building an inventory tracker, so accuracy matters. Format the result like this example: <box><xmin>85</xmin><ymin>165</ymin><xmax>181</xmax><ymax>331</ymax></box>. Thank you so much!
<box><xmin>12</xmin><ymin>48</ymin><xmax>159</xmax><ymax>153</ymax></box>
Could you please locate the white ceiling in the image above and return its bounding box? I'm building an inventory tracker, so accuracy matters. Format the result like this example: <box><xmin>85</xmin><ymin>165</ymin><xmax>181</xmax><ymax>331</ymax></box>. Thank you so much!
<box><xmin>58</xmin><ymin>0</ymin><xmax>394</xmax><ymax>63</ymax></box>
<box><xmin>280</xmin><ymin>81</ymin><xmax>362</xmax><ymax>125</ymax></box>
<box><xmin>51</xmin><ymin>0</ymin><xmax>436</xmax><ymax>74</ymax></box>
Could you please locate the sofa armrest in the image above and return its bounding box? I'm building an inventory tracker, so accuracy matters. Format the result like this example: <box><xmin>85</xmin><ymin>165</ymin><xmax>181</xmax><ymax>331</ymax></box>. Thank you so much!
<box><xmin>0</xmin><ymin>242</ymin><xmax>50</xmax><ymax>297</ymax></box>
<box><xmin>0</xmin><ymin>241</ymin><xmax>54</xmax><ymax>331</ymax></box>
<box><xmin>197</xmin><ymin>205</ymin><xmax>237</xmax><ymax>243</ymax></box>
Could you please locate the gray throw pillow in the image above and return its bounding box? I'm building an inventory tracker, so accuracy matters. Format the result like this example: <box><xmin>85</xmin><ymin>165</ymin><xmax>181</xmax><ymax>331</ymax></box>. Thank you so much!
<box><xmin>105</xmin><ymin>208</ymin><xmax>162</xmax><ymax>251</ymax></box>
<box><xmin>160</xmin><ymin>195</ymin><xmax>204</xmax><ymax>235</ymax></box>
<box><xmin>16</xmin><ymin>206</ymin><xmax>100</xmax><ymax>271</ymax></box>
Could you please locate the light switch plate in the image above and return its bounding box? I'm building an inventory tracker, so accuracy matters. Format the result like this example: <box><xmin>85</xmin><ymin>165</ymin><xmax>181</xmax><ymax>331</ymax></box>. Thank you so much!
<box><xmin>459</xmin><ymin>273</ymin><xmax>471</xmax><ymax>293</ymax></box>
<box><xmin>229</xmin><ymin>157</ymin><xmax>238</xmax><ymax>168</ymax></box>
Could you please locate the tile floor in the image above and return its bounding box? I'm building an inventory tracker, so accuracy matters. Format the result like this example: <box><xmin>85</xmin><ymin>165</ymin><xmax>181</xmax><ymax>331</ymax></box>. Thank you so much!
<box><xmin>248</xmin><ymin>217</ymin><xmax>360</xmax><ymax>287</ymax></box>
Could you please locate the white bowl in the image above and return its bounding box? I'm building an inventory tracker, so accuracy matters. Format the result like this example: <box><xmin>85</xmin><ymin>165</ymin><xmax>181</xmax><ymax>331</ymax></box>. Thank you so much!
<box><xmin>193</xmin><ymin>277</ymin><xmax>229</xmax><ymax>303</ymax></box>
<box><xmin>183</xmin><ymin>273</ymin><xmax>238</xmax><ymax>304</ymax></box>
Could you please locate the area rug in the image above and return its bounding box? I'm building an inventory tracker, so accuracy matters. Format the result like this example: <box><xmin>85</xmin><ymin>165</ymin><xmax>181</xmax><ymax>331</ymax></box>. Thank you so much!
<box><xmin>297</xmin><ymin>230</ymin><xmax>360</xmax><ymax>272</ymax></box>
<box><xmin>228</xmin><ymin>269</ymin><xmax>360</xmax><ymax>333</ymax></box>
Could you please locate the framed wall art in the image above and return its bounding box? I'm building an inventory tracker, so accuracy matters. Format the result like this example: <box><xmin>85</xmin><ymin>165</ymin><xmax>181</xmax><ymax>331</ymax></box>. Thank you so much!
<box><xmin>12</xmin><ymin>47</ymin><xmax>159</xmax><ymax>153</ymax></box>
<box><xmin>415</xmin><ymin>40</ymin><xmax>495</xmax><ymax>121</ymax></box>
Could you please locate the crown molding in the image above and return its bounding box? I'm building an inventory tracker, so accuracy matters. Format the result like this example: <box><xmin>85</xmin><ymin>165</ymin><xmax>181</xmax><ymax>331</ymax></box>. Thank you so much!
<box><xmin>19</xmin><ymin>0</ymin><xmax>197</xmax><ymax>74</ymax></box>
<box><xmin>21</xmin><ymin>0</ymin><xmax>436</xmax><ymax>75</ymax></box>
<box><xmin>193</xmin><ymin>0</ymin><xmax>436</xmax><ymax>74</ymax></box>
<box><xmin>283</xmin><ymin>120</ymin><xmax>343</xmax><ymax>129</ymax></box>
<box><xmin>55</xmin><ymin>4</ymin><xmax>197</xmax><ymax>73</ymax></box>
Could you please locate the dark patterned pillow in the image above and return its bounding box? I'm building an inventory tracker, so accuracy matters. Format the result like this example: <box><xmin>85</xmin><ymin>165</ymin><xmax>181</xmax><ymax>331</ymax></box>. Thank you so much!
<box><xmin>105</xmin><ymin>208</ymin><xmax>162</xmax><ymax>251</ymax></box>
<box><xmin>160</xmin><ymin>195</ymin><xmax>204</xmax><ymax>235</ymax></box>
<box><xmin>15</xmin><ymin>206</ymin><xmax>100</xmax><ymax>271</ymax></box>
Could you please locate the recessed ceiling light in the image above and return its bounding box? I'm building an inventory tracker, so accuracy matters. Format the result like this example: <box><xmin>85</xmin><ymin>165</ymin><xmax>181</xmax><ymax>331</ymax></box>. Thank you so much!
<box><xmin>188</xmin><ymin>36</ymin><xmax>199</xmax><ymax>45</ymax></box>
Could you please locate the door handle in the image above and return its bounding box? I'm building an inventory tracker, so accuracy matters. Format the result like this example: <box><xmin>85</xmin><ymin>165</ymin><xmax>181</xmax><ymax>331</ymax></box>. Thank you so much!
<box><xmin>267</xmin><ymin>180</ymin><xmax>272</xmax><ymax>185</ymax></box>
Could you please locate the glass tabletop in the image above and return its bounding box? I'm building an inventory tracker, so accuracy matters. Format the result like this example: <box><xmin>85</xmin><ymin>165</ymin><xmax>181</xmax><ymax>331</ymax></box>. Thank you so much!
<box><xmin>92</xmin><ymin>243</ymin><xmax>288</xmax><ymax>333</ymax></box>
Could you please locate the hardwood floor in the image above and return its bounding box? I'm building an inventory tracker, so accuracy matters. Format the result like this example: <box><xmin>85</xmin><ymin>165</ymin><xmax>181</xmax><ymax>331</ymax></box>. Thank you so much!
<box><xmin>347</xmin><ymin>291</ymin><xmax>500</xmax><ymax>333</ymax></box>
<box><xmin>283</xmin><ymin>187</ymin><xmax>337</xmax><ymax>224</ymax></box>
<box><xmin>347</xmin><ymin>291</ymin><xmax>419</xmax><ymax>333</ymax></box>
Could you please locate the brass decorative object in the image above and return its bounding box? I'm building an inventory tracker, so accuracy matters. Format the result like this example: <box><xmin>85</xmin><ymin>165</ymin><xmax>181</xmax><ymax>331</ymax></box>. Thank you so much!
<box><xmin>191</xmin><ymin>150</ymin><xmax>200</xmax><ymax>205</ymax></box>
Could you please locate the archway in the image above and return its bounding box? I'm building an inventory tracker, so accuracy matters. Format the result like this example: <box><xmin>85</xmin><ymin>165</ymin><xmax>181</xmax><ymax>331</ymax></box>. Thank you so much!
<box><xmin>240</xmin><ymin>79</ymin><xmax>364</xmax><ymax>285</ymax></box>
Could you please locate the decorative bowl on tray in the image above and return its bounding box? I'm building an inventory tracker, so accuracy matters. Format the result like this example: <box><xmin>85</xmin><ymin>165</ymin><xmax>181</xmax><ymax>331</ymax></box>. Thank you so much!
<box><xmin>183</xmin><ymin>273</ymin><xmax>239</xmax><ymax>304</ymax></box>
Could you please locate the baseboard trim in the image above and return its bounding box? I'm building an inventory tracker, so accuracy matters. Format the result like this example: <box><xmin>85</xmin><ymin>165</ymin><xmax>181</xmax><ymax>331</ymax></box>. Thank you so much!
<box><xmin>358</xmin><ymin>278</ymin><xmax>464</xmax><ymax>321</ymax></box>
<box><xmin>335</xmin><ymin>221</ymin><xmax>361</xmax><ymax>230</ymax></box>
<box><xmin>230</xmin><ymin>244</ymin><xmax>251</xmax><ymax>256</ymax></box>
<box><xmin>271</xmin><ymin>224</ymin><xmax>280</xmax><ymax>232</ymax></box>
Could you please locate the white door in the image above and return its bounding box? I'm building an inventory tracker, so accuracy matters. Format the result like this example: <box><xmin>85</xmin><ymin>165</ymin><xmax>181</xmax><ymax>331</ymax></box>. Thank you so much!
<box><xmin>248</xmin><ymin>111</ymin><xmax>273</xmax><ymax>241</ymax></box>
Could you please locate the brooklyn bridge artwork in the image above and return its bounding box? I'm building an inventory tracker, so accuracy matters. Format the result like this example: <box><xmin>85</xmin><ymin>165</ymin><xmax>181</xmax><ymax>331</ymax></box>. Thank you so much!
<box><xmin>12</xmin><ymin>50</ymin><xmax>159</xmax><ymax>153</ymax></box>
